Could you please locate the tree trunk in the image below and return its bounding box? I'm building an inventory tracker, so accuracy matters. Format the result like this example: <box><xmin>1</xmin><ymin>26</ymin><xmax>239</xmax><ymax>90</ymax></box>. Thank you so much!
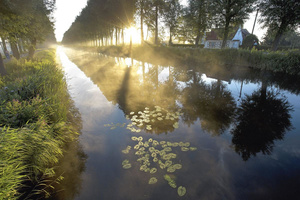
<box><xmin>0</xmin><ymin>53</ymin><xmax>7</xmax><ymax>76</ymax></box>
<box><xmin>141</xmin><ymin>0</ymin><xmax>144</xmax><ymax>44</ymax></box>
<box><xmin>10</xmin><ymin>41</ymin><xmax>20</xmax><ymax>59</ymax></box>
<box><xmin>169</xmin><ymin>27</ymin><xmax>172</xmax><ymax>45</ymax></box>
<box><xmin>272</xmin><ymin>26</ymin><xmax>286</xmax><ymax>51</ymax></box>
<box><xmin>115</xmin><ymin>28</ymin><xmax>118</xmax><ymax>46</ymax></box>
<box><xmin>222</xmin><ymin>20</ymin><xmax>230</xmax><ymax>49</ymax></box>
<box><xmin>122</xmin><ymin>28</ymin><xmax>125</xmax><ymax>45</ymax></box>
<box><xmin>1</xmin><ymin>36</ymin><xmax>8</xmax><ymax>52</ymax></box>
<box><xmin>27</xmin><ymin>38</ymin><xmax>37</xmax><ymax>60</ymax></box>
<box><xmin>155</xmin><ymin>4</ymin><xmax>159</xmax><ymax>45</ymax></box>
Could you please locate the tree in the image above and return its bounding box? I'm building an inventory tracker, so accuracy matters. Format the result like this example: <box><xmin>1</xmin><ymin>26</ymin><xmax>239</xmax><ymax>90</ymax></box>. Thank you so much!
<box><xmin>185</xmin><ymin>0</ymin><xmax>212</xmax><ymax>46</ymax></box>
<box><xmin>259</xmin><ymin>0</ymin><xmax>300</xmax><ymax>51</ymax></box>
<box><xmin>212</xmin><ymin>0</ymin><xmax>256</xmax><ymax>48</ymax></box>
<box><xmin>241</xmin><ymin>34</ymin><xmax>259</xmax><ymax>49</ymax></box>
<box><xmin>162</xmin><ymin>0</ymin><xmax>182</xmax><ymax>45</ymax></box>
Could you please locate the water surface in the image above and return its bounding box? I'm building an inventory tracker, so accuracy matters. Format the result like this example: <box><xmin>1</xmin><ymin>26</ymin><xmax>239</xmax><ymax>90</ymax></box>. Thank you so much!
<box><xmin>55</xmin><ymin>47</ymin><xmax>300</xmax><ymax>200</ymax></box>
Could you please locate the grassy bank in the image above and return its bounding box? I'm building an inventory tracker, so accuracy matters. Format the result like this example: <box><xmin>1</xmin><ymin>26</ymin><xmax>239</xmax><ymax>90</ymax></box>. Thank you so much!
<box><xmin>0</xmin><ymin>49</ymin><xmax>80</xmax><ymax>199</ymax></box>
<box><xmin>97</xmin><ymin>45</ymin><xmax>300</xmax><ymax>76</ymax></box>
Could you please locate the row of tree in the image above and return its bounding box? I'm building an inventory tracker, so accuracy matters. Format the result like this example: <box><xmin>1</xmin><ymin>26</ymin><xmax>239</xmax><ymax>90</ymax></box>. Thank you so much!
<box><xmin>63</xmin><ymin>0</ymin><xmax>299</xmax><ymax>51</ymax></box>
<box><xmin>0</xmin><ymin>0</ymin><xmax>55</xmax><ymax>75</ymax></box>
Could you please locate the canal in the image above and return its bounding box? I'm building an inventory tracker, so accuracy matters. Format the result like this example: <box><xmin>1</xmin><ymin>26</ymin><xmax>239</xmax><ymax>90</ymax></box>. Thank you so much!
<box><xmin>53</xmin><ymin>46</ymin><xmax>300</xmax><ymax>200</ymax></box>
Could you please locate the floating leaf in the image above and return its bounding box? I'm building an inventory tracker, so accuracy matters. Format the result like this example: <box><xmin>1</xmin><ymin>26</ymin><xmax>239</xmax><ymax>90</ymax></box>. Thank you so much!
<box><xmin>173</xmin><ymin>164</ymin><xmax>182</xmax><ymax>169</ymax></box>
<box><xmin>177</xmin><ymin>186</ymin><xmax>186</xmax><ymax>196</ymax></box>
<box><xmin>140</xmin><ymin>165</ymin><xmax>147</xmax><ymax>171</ymax></box>
<box><xmin>122</xmin><ymin>159</ymin><xmax>129</xmax><ymax>165</ymax></box>
<box><xmin>190</xmin><ymin>147</ymin><xmax>197</xmax><ymax>151</ymax></box>
<box><xmin>183</xmin><ymin>142</ymin><xmax>190</xmax><ymax>147</ymax></box>
<box><xmin>123</xmin><ymin>163</ymin><xmax>132</xmax><ymax>169</ymax></box>
<box><xmin>122</xmin><ymin>149</ymin><xmax>129</xmax><ymax>154</ymax></box>
<box><xmin>173</xmin><ymin>122</ymin><xmax>179</xmax><ymax>129</ymax></box>
<box><xmin>165</xmin><ymin>160</ymin><xmax>172</xmax><ymax>167</ymax></box>
<box><xmin>167</xmin><ymin>166</ymin><xmax>176</xmax><ymax>173</ymax></box>
<box><xmin>149</xmin><ymin>177</ymin><xmax>157</xmax><ymax>184</ymax></box>
<box><xmin>181</xmin><ymin>147</ymin><xmax>189</xmax><ymax>152</ymax></box>
<box><xmin>150</xmin><ymin>168</ymin><xmax>157</xmax><ymax>174</ymax></box>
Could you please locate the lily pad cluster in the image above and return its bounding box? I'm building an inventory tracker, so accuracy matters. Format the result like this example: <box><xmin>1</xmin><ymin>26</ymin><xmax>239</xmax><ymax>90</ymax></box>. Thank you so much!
<box><xmin>121</xmin><ymin>136</ymin><xmax>197</xmax><ymax>197</ymax></box>
<box><xmin>125</xmin><ymin>106</ymin><xmax>182</xmax><ymax>132</ymax></box>
<box><xmin>104</xmin><ymin>122</ymin><xmax>126</xmax><ymax>130</ymax></box>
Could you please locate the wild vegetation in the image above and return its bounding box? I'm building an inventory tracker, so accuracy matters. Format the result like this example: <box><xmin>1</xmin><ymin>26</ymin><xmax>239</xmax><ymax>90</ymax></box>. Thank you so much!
<box><xmin>0</xmin><ymin>49</ymin><xmax>80</xmax><ymax>199</ymax></box>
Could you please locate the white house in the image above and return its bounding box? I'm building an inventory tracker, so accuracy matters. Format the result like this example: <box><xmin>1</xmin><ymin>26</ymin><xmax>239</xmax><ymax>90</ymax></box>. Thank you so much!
<box><xmin>204</xmin><ymin>27</ymin><xmax>250</xmax><ymax>49</ymax></box>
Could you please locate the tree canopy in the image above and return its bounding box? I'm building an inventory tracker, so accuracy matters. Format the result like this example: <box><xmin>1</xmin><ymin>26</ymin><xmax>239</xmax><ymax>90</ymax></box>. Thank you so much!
<box><xmin>259</xmin><ymin>0</ymin><xmax>300</xmax><ymax>51</ymax></box>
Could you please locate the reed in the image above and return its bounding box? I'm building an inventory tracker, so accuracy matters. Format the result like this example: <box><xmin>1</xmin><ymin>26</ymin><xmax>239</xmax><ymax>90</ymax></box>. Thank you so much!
<box><xmin>0</xmin><ymin>49</ymin><xmax>79</xmax><ymax>200</ymax></box>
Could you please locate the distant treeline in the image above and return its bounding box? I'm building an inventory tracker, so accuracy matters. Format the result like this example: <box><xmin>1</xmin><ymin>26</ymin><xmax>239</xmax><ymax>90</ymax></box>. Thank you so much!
<box><xmin>63</xmin><ymin>0</ymin><xmax>300</xmax><ymax>51</ymax></box>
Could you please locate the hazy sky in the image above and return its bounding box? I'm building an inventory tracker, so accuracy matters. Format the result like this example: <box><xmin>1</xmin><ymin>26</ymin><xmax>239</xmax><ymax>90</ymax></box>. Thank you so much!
<box><xmin>53</xmin><ymin>0</ymin><xmax>266</xmax><ymax>42</ymax></box>
<box><xmin>54</xmin><ymin>0</ymin><xmax>88</xmax><ymax>42</ymax></box>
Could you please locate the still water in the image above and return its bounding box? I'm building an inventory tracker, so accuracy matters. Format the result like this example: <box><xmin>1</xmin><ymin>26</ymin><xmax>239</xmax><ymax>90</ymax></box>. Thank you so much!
<box><xmin>55</xmin><ymin>46</ymin><xmax>300</xmax><ymax>200</ymax></box>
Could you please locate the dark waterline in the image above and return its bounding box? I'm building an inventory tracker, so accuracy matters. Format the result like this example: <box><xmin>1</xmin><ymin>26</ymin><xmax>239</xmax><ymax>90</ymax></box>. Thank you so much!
<box><xmin>54</xmin><ymin>47</ymin><xmax>300</xmax><ymax>200</ymax></box>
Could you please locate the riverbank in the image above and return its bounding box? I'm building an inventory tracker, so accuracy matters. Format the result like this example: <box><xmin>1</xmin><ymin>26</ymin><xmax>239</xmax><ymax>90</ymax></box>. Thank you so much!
<box><xmin>0</xmin><ymin>49</ymin><xmax>81</xmax><ymax>199</ymax></box>
<box><xmin>97</xmin><ymin>45</ymin><xmax>300</xmax><ymax>76</ymax></box>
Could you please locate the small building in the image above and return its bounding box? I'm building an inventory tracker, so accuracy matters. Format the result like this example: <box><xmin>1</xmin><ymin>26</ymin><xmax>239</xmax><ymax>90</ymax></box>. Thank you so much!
<box><xmin>204</xmin><ymin>27</ymin><xmax>250</xmax><ymax>49</ymax></box>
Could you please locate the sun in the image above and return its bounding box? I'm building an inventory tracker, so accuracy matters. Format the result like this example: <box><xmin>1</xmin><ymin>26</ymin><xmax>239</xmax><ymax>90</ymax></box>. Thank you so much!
<box><xmin>124</xmin><ymin>26</ymin><xmax>141</xmax><ymax>44</ymax></box>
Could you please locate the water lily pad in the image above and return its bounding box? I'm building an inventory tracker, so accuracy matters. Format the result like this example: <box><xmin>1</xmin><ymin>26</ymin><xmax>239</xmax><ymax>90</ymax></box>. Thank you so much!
<box><xmin>174</xmin><ymin>164</ymin><xmax>182</xmax><ymax>169</ymax></box>
<box><xmin>122</xmin><ymin>159</ymin><xmax>129</xmax><ymax>165</ymax></box>
<box><xmin>165</xmin><ymin>160</ymin><xmax>172</xmax><ymax>167</ymax></box>
<box><xmin>177</xmin><ymin>186</ymin><xmax>186</xmax><ymax>196</ymax></box>
<box><xmin>164</xmin><ymin>147</ymin><xmax>172</xmax><ymax>152</ymax></box>
<box><xmin>183</xmin><ymin>142</ymin><xmax>190</xmax><ymax>147</ymax></box>
<box><xmin>140</xmin><ymin>165</ymin><xmax>147</xmax><ymax>171</ymax></box>
<box><xmin>152</xmin><ymin>140</ymin><xmax>159</xmax><ymax>146</ymax></box>
<box><xmin>181</xmin><ymin>147</ymin><xmax>189</xmax><ymax>152</ymax></box>
<box><xmin>173</xmin><ymin>122</ymin><xmax>179</xmax><ymax>129</ymax></box>
<box><xmin>123</xmin><ymin>163</ymin><xmax>132</xmax><ymax>169</ymax></box>
<box><xmin>150</xmin><ymin>168</ymin><xmax>157</xmax><ymax>174</ymax></box>
<box><xmin>148</xmin><ymin>177</ymin><xmax>157</xmax><ymax>184</ymax></box>
<box><xmin>190</xmin><ymin>147</ymin><xmax>197</xmax><ymax>151</ymax></box>
<box><xmin>122</xmin><ymin>149</ymin><xmax>129</xmax><ymax>154</ymax></box>
<box><xmin>167</xmin><ymin>167</ymin><xmax>176</xmax><ymax>173</ymax></box>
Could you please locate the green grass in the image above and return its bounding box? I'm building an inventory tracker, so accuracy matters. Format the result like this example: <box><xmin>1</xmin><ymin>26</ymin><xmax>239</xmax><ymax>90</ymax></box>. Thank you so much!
<box><xmin>0</xmin><ymin>49</ymin><xmax>80</xmax><ymax>199</ymax></box>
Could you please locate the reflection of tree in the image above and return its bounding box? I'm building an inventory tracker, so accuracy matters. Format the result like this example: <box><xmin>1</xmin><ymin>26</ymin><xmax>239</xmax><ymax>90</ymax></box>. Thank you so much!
<box><xmin>67</xmin><ymin>51</ymin><xmax>181</xmax><ymax>134</ymax></box>
<box><xmin>231</xmin><ymin>87</ymin><xmax>292</xmax><ymax>161</ymax></box>
<box><xmin>50</xmin><ymin>141</ymin><xmax>88</xmax><ymax>200</ymax></box>
<box><xmin>180</xmin><ymin>70</ymin><xmax>236</xmax><ymax>136</ymax></box>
